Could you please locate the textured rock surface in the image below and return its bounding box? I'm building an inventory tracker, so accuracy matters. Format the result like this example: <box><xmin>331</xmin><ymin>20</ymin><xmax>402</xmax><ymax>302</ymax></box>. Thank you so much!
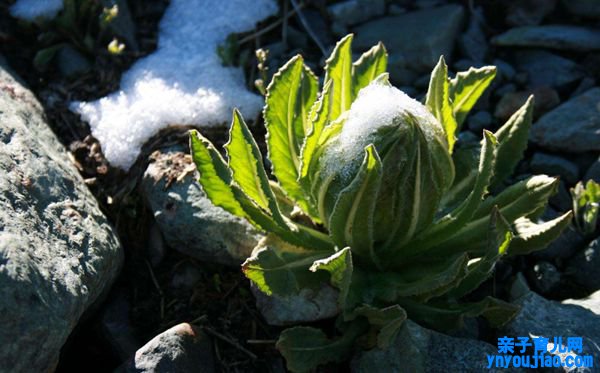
<box><xmin>352</xmin><ymin>320</ymin><xmax>502</xmax><ymax>372</ymax></box>
<box><xmin>121</xmin><ymin>323</ymin><xmax>215</xmax><ymax>373</ymax></box>
<box><xmin>353</xmin><ymin>5</ymin><xmax>464</xmax><ymax>81</ymax></box>
<box><xmin>530</xmin><ymin>88</ymin><xmax>600</xmax><ymax>152</ymax></box>
<box><xmin>141</xmin><ymin>146</ymin><xmax>262</xmax><ymax>266</ymax></box>
<box><xmin>0</xmin><ymin>64</ymin><xmax>122</xmax><ymax>371</ymax></box>
<box><xmin>530</xmin><ymin>152</ymin><xmax>579</xmax><ymax>184</ymax></box>
<box><xmin>514</xmin><ymin>50</ymin><xmax>584</xmax><ymax>88</ymax></box>
<box><xmin>565</xmin><ymin>237</ymin><xmax>600</xmax><ymax>292</ymax></box>
<box><xmin>492</xmin><ymin>25</ymin><xmax>600</xmax><ymax>51</ymax></box>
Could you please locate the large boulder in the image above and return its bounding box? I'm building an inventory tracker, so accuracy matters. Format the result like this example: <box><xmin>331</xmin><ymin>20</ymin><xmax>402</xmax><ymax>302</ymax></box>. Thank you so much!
<box><xmin>0</xmin><ymin>64</ymin><xmax>122</xmax><ymax>371</ymax></box>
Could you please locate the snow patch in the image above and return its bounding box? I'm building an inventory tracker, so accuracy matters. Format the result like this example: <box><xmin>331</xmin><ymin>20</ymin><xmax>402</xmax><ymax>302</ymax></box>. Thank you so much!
<box><xmin>10</xmin><ymin>0</ymin><xmax>64</xmax><ymax>21</ymax></box>
<box><xmin>70</xmin><ymin>0</ymin><xmax>278</xmax><ymax>170</ymax></box>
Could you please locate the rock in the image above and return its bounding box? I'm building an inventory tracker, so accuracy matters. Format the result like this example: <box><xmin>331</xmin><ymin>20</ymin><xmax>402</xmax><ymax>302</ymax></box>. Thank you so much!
<box><xmin>492</xmin><ymin>25</ymin><xmax>600</xmax><ymax>52</ymax></box>
<box><xmin>565</xmin><ymin>237</ymin><xmax>600</xmax><ymax>292</ymax></box>
<box><xmin>530</xmin><ymin>88</ymin><xmax>600</xmax><ymax>153</ymax></box>
<box><xmin>494</xmin><ymin>87</ymin><xmax>559</xmax><ymax>121</ymax></box>
<box><xmin>121</xmin><ymin>323</ymin><xmax>215</xmax><ymax>373</ymax></box>
<box><xmin>251</xmin><ymin>283</ymin><xmax>340</xmax><ymax>326</ymax></box>
<box><xmin>458</xmin><ymin>8</ymin><xmax>488</xmax><ymax>62</ymax></box>
<box><xmin>514</xmin><ymin>50</ymin><xmax>584</xmax><ymax>89</ymax></box>
<box><xmin>351</xmin><ymin>320</ymin><xmax>500</xmax><ymax>372</ymax></box>
<box><xmin>534</xmin><ymin>226</ymin><xmax>585</xmax><ymax>261</ymax></box>
<box><xmin>0</xmin><ymin>64</ymin><xmax>122</xmax><ymax>371</ymax></box>
<box><xmin>572</xmin><ymin>77</ymin><xmax>596</xmax><ymax>98</ymax></box>
<box><xmin>141</xmin><ymin>146</ymin><xmax>262</xmax><ymax>266</ymax></box>
<box><xmin>56</xmin><ymin>45</ymin><xmax>92</xmax><ymax>78</ymax></box>
<box><xmin>530</xmin><ymin>152</ymin><xmax>579</xmax><ymax>184</ymax></box>
<box><xmin>353</xmin><ymin>5</ymin><xmax>465</xmax><ymax>79</ymax></box>
<box><xmin>493</xmin><ymin>58</ymin><xmax>517</xmax><ymax>82</ymax></box>
<box><xmin>503</xmin><ymin>290</ymin><xmax>600</xmax><ymax>370</ymax></box>
<box><xmin>327</xmin><ymin>0</ymin><xmax>385</xmax><ymax>26</ymax></box>
<box><xmin>467</xmin><ymin>110</ymin><xmax>493</xmax><ymax>133</ymax></box>
<box><xmin>563</xmin><ymin>290</ymin><xmax>600</xmax><ymax>315</ymax></box>
<box><xmin>505</xmin><ymin>0</ymin><xmax>557</xmax><ymax>26</ymax></box>
<box><xmin>527</xmin><ymin>261</ymin><xmax>562</xmax><ymax>295</ymax></box>
<box><xmin>562</xmin><ymin>0</ymin><xmax>600</xmax><ymax>19</ymax></box>
<box><xmin>585</xmin><ymin>156</ymin><xmax>600</xmax><ymax>182</ymax></box>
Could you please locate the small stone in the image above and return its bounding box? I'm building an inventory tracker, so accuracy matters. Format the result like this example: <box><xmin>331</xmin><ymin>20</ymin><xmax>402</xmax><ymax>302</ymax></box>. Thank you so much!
<box><xmin>530</xmin><ymin>88</ymin><xmax>600</xmax><ymax>153</ymax></box>
<box><xmin>562</xmin><ymin>0</ymin><xmax>600</xmax><ymax>19</ymax></box>
<box><xmin>527</xmin><ymin>261</ymin><xmax>562</xmax><ymax>295</ymax></box>
<box><xmin>585</xmin><ymin>156</ymin><xmax>600</xmax><ymax>182</ymax></box>
<box><xmin>458</xmin><ymin>9</ymin><xmax>488</xmax><ymax>62</ymax></box>
<box><xmin>492</xmin><ymin>25</ymin><xmax>600</xmax><ymax>52</ymax></box>
<box><xmin>351</xmin><ymin>320</ymin><xmax>499</xmax><ymax>372</ymax></box>
<box><xmin>534</xmin><ymin>225</ymin><xmax>585</xmax><ymax>261</ymax></box>
<box><xmin>514</xmin><ymin>50</ymin><xmax>584</xmax><ymax>89</ymax></box>
<box><xmin>327</xmin><ymin>0</ymin><xmax>385</xmax><ymax>26</ymax></box>
<box><xmin>572</xmin><ymin>77</ymin><xmax>596</xmax><ymax>98</ymax></box>
<box><xmin>493</xmin><ymin>83</ymin><xmax>517</xmax><ymax>98</ymax></box>
<box><xmin>251</xmin><ymin>284</ymin><xmax>340</xmax><ymax>326</ymax></box>
<box><xmin>492</xmin><ymin>58</ymin><xmax>516</xmax><ymax>82</ymax></box>
<box><xmin>530</xmin><ymin>152</ymin><xmax>579</xmax><ymax>184</ymax></box>
<box><xmin>467</xmin><ymin>110</ymin><xmax>493</xmax><ymax>133</ymax></box>
<box><xmin>505</xmin><ymin>0</ymin><xmax>557</xmax><ymax>26</ymax></box>
<box><xmin>494</xmin><ymin>87</ymin><xmax>559</xmax><ymax>121</ymax></box>
<box><xmin>353</xmin><ymin>5</ymin><xmax>465</xmax><ymax>77</ymax></box>
<box><xmin>565</xmin><ymin>237</ymin><xmax>600</xmax><ymax>292</ymax></box>
<box><xmin>56</xmin><ymin>45</ymin><xmax>91</xmax><ymax>78</ymax></box>
<box><xmin>122</xmin><ymin>323</ymin><xmax>215</xmax><ymax>373</ymax></box>
<box><xmin>453</xmin><ymin>59</ymin><xmax>483</xmax><ymax>72</ymax></box>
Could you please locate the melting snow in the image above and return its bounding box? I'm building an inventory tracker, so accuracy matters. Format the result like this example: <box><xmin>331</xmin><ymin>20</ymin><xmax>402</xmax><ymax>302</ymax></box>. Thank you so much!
<box><xmin>10</xmin><ymin>0</ymin><xmax>63</xmax><ymax>20</ymax></box>
<box><xmin>69</xmin><ymin>0</ymin><xmax>278</xmax><ymax>169</ymax></box>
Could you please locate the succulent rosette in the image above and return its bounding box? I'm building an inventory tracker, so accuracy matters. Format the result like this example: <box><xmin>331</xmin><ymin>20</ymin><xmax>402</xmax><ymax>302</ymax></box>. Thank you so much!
<box><xmin>190</xmin><ymin>35</ymin><xmax>572</xmax><ymax>372</ymax></box>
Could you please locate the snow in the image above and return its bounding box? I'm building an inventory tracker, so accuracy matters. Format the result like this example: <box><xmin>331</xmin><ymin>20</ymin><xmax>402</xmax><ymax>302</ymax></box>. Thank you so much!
<box><xmin>10</xmin><ymin>0</ymin><xmax>63</xmax><ymax>21</ymax></box>
<box><xmin>323</xmin><ymin>82</ymin><xmax>442</xmax><ymax>177</ymax></box>
<box><xmin>70</xmin><ymin>0</ymin><xmax>278</xmax><ymax>170</ymax></box>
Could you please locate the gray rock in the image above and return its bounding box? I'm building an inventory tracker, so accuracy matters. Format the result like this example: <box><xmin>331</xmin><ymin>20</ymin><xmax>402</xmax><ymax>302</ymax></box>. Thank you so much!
<box><xmin>353</xmin><ymin>5</ymin><xmax>465</xmax><ymax>80</ymax></box>
<box><xmin>528</xmin><ymin>261</ymin><xmax>562</xmax><ymax>295</ymax></box>
<box><xmin>252</xmin><ymin>283</ymin><xmax>340</xmax><ymax>326</ymax></box>
<box><xmin>563</xmin><ymin>290</ymin><xmax>600</xmax><ymax>315</ymax></box>
<box><xmin>530</xmin><ymin>88</ymin><xmax>600</xmax><ymax>152</ymax></box>
<box><xmin>584</xmin><ymin>156</ymin><xmax>600</xmax><ymax>183</ymax></box>
<box><xmin>56</xmin><ymin>45</ymin><xmax>91</xmax><ymax>78</ymax></box>
<box><xmin>0</xmin><ymin>64</ymin><xmax>122</xmax><ymax>371</ymax></box>
<box><xmin>493</xmin><ymin>59</ymin><xmax>517</xmax><ymax>82</ymax></box>
<box><xmin>534</xmin><ymin>226</ymin><xmax>585</xmax><ymax>261</ymax></box>
<box><xmin>505</xmin><ymin>0</ymin><xmax>557</xmax><ymax>26</ymax></box>
<box><xmin>328</xmin><ymin>0</ymin><xmax>385</xmax><ymax>26</ymax></box>
<box><xmin>530</xmin><ymin>152</ymin><xmax>579</xmax><ymax>184</ymax></box>
<box><xmin>467</xmin><ymin>110</ymin><xmax>493</xmax><ymax>133</ymax></box>
<box><xmin>122</xmin><ymin>323</ymin><xmax>215</xmax><ymax>373</ymax></box>
<box><xmin>495</xmin><ymin>87</ymin><xmax>559</xmax><ymax>121</ymax></box>
<box><xmin>503</xmin><ymin>290</ymin><xmax>600</xmax><ymax>372</ymax></box>
<box><xmin>458</xmin><ymin>9</ymin><xmax>488</xmax><ymax>62</ymax></box>
<box><xmin>492</xmin><ymin>25</ymin><xmax>600</xmax><ymax>52</ymax></box>
<box><xmin>141</xmin><ymin>147</ymin><xmax>262</xmax><ymax>266</ymax></box>
<box><xmin>565</xmin><ymin>237</ymin><xmax>600</xmax><ymax>291</ymax></box>
<box><xmin>562</xmin><ymin>0</ymin><xmax>600</xmax><ymax>19</ymax></box>
<box><xmin>572</xmin><ymin>77</ymin><xmax>596</xmax><ymax>98</ymax></box>
<box><xmin>514</xmin><ymin>50</ymin><xmax>584</xmax><ymax>88</ymax></box>
<box><xmin>351</xmin><ymin>320</ymin><xmax>501</xmax><ymax>372</ymax></box>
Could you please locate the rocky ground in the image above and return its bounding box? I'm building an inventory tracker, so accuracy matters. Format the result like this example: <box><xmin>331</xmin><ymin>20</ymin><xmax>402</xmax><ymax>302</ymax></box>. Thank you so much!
<box><xmin>1</xmin><ymin>0</ymin><xmax>600</xmax><ymax>372</ymax></box>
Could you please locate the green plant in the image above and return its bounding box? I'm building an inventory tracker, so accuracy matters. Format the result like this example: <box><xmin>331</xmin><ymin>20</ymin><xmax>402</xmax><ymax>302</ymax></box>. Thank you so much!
<box><xmin>571</xmin><ymin>180</ymin><xmax>600</xmax><ymax>238</ymax></box>
<box><xmin>189</xmin><ymin>34</ymin><xmax>572</xmax><ymax>371</ymax></box>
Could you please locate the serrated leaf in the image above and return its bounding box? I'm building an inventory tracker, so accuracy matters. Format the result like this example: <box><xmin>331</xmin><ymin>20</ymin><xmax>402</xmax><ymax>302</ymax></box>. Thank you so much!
<box><xmin>491</xmin><ymin>95</ymin><xmax>534</xmax><ymax>187</ymax></box>
<box><xmin>507</xmin><ymin>211</ymin><xmax>572</xmax><ymax>256</ymax></box>
<box><xmin>226</xmin><ymin>109</ymin><xmax>286</xmax><ymax>227</ymax></box>
<box><xmin>410</xmin><ymin>130</ymin><xmax>498</xmax><ymax>252</ymax></box>
<box><xmin>277</xmin><ymin>321</ymin><xmax>367</xmax><ymax>373</ymax></box>
<box><xmin>189</xmin><ymin>130</ymin><xmax>245</xmax><ymax>218</ymax></box>
<box><xmin>324</xmin><ymin>34</ymin><xmax>353</xmax><ymax>121</ymax></box>
<box><xmin>352</xmin><ymin>42</ymin><xmax>388</xmax><ymax>98</ymax></box>
<box><xmin>349</xmin><ymin>304</ymin><xmax>407</xmax><ymax>348</ymax></box>
<box><xmin>264</xmin><ymin>56</ymin><xmax>318</xmax><ymax>217</ymax></box>
<box><xmin>328</xmin><ymin>145</ymin><xmax>383</xmax><ymax>268</ymax></box>
<box><xmin>426</xmin><ymin>56</ymin><xmax>458</xmax><ymax>153</ymax></box>
<box><xmin>450</xmin><ymin>66</ymin><xmax>497</xmax><ymax>128</ymax></box>
<box><xmin>242</xmin><ymin>235</ymin><xmax>331</xmax><ymax>296</ymax></box>
<box><xmin>310</xmin><ymin>247</ymin><xmax>353</xmax><ymax>309</ymax></box>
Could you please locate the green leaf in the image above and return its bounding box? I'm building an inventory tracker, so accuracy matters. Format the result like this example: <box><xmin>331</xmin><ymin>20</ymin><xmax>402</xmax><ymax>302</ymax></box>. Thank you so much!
<box><xmin>571</xmin><ymin>180</ymin><xmax>600</xmax><ymax>236</ymax></box>
<box><xmin>264</xmin><ymin>56</ymin><xmax>318</xmax><ymax>216</ymax></box>
<box><xmin>324</xmin><ymin>34</ymin><xmax>354</xmax><ymax>121</ymax></box>
<box><xmin>352</xmin><ymin>42</ymin><xmax>388</xmax><ymax>99</ymax></box>
<box><xmin>277</xmin><ymin>321</ymin><xmax>367</xmax><ymax>373</ymax></box>
<box><xmin>242</xmin><ymin>235</ymin><xmax>331</xmax><ymax>296</ymax></box>
<box><xmin>189</xmin><ymin>130</ymin><xmax>245</xmax><ymax>218</ymax></box>
<box><xmin>507</xmin><ymin>211</ymin><xmax>573</xmax><ymax>256</ymax></box>
<box><xmin>328</xmin><ymin>145</ymin><xmax>383</xmax><ymax>268</ymax></box>
<box><xmin>349</xmin><ymin>304</ymin><xmax>407</xmax><ymax>348</ymax></box>
<box><xmin>310</xmin><ymin>247</ymin><xmax>353</xmax><ymax>309</ymax></box>
<box><xmin>410</xmin><ymin>130</ymin><xmax>497</xmax><ymax>252</ymax></box>
<box><xmin>450</xmin><ymin>66</ymin><xmax>497</xmax><ymax>128</ymax></box>
<box><xmin>226</xmin><ymin>109</ymin><xmax>286</xmax><ymax>226</ymax></box>
<box><xmin>446</xmin><ymin>208</ymin><xmax>513</xmax><ymax>299</ymax></box>
<box><xmin>491</xmin><ymin>95</ymin><xmax>534</xmax><ymax>187</ymax></box>
<box><xmin>426</xmin><ymin>56</ymin><xmax>458</xmax><ymax>153</ymax></box>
